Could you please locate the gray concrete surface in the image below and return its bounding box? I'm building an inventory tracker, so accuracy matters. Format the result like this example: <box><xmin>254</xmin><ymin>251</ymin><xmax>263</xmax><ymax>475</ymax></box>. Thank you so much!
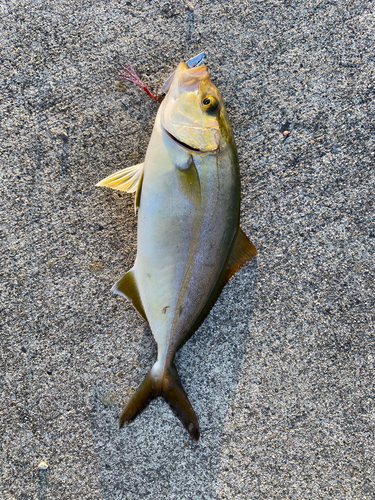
<box><xmin>1</xmin><ymin>0</ymin><xmax>374</xmax><ymax>498</ymax></box>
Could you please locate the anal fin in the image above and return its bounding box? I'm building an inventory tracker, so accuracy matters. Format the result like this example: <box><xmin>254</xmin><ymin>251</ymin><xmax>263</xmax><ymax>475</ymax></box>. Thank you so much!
<box><xmin>112</xmin><ymin>268</ymin><xmax>147</xmax><ymax>322</ymax></box>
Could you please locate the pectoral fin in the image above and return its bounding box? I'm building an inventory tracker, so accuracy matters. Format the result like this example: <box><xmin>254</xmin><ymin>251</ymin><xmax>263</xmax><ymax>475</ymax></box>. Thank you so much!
<box><xmin>96</xmin><ymin>162</ymin><xmax>144</xmax><ymax>193</ymax></box>
<box><xmin>112</xmin><ymin>268</ymin><xmax>147</xmax><ymax>322</ymax></box>
<box><xmin>176</xmin><ymin>158</ymin><xmax>201</xmax><ymax>206</ymax></box>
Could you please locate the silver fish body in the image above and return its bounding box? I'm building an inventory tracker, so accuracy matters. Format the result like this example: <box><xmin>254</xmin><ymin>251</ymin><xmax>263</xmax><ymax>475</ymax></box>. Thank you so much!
<box><xmin>137</xmin><ymin>110</ymin><xmax>239</xmax><ymax>374</ymax></box>
<box><xmin>97</xmin><ymin>61</ymin><xmax>256</xmax><ymax>440</ymax></box>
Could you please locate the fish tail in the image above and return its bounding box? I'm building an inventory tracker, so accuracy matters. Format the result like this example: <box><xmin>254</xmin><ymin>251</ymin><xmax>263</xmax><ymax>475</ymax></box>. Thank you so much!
<box><xmin>119</xmin><ymin>371</ymin><xmax>157</xmax><ymax>428</ymax></box>
<box><xmin>119</xmin><ymin>363</ymin><xmax>199</xmax><ymax>440</ymax></box>
<box><xmin>160</xmin><ymin>363</ymin><xmax>199</xmax><ymax>440</ymax></box>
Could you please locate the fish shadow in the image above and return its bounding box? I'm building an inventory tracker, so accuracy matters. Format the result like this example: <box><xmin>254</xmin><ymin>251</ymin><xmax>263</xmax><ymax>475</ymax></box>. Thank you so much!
<box><xmin>90</xmin><ymin>258</ymin><xmax>258</xmax><ymax>499</ymax></box>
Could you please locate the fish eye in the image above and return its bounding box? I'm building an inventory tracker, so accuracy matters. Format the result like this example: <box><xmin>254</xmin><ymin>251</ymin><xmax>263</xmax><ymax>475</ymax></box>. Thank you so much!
<box><xmin>202</xmin><ymin>95</ymin><xmax>218</xmax><ymax>112</ymax></box>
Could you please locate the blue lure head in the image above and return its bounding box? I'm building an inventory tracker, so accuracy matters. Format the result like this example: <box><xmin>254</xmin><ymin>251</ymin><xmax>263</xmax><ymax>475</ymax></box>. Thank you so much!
<box><xmin>160</xmin><ymin>50</ymin><xmax>209</xmax><ymax>94</ymax></box>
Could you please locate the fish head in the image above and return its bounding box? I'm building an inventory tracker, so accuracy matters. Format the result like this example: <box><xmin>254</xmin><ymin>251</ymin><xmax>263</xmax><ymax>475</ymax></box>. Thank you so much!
<box><xmin>161</xmin><ymin>62</ymin><xmax>233</xmax><ymax>153</ymax></box>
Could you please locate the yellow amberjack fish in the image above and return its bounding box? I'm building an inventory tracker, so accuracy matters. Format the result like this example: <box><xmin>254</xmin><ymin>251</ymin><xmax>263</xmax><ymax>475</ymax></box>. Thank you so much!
<box><xmin>96</xmin><ymin>52</ymin><xmax>257</xmax><ymax>440</ymax></box>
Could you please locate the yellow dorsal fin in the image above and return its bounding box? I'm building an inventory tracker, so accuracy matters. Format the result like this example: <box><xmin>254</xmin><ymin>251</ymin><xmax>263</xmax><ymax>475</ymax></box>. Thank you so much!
<box><xmin>224</xmin><ymin>227</ymin><xmax>258</xmax><ymax>282</ymax></box>
<box><xmin>111</xmin><ymin>268</ymin><xmax>148</xmax><ymax>322</ymax></box>
<box><xmin>96</xmin><ymin>163</ymin><xmax>144</xmax><ymax>193</ymax></box>
<box><xmin>177</xmin><ymin>227</ymin><xmax>257</xmax><ymax>351</ymax></box>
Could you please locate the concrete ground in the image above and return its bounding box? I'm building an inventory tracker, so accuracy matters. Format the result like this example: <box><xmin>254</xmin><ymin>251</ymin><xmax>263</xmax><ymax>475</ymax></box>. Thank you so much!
<box><xmin>1</xmin><ymin>0</ymin><xmax>374</xmax><ymax>498</ymax></box>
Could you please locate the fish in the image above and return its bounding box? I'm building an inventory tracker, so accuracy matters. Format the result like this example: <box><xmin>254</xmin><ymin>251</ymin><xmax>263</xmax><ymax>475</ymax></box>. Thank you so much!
<box><xmin>96</xmin><ymin>52</ymin><xmax>257</xmax><ymax>440</ymax></box>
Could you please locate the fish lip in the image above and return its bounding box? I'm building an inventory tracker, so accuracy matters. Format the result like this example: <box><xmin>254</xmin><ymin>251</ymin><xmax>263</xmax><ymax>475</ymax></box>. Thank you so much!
<box><xmin>162</xmin><ymin>127</ymin><xmax>218</xmax><ymax>154</ymax></box>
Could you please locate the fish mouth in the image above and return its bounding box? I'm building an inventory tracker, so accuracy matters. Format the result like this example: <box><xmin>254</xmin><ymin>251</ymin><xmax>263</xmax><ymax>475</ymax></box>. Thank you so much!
<box><xmin>163</xmin><ymin>127</ymin><xmax>217</xmax><ymax>154</ymax></box>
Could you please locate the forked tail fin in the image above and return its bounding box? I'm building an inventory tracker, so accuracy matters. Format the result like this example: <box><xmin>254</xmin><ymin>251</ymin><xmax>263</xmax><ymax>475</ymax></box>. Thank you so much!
<box><xmin>119</xmin><ymin>363</ymin><xmax>199</xmax><ymax>440</ymax></box>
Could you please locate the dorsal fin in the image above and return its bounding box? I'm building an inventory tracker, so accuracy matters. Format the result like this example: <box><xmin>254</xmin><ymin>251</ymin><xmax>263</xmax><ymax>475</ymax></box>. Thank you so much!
<box><xmin>96</xmin><ymin>163</ymin><xmax>144</xmax><ymax>193</ymax></box>
<box><xmin>177</xmin><ymin>227</ymin><xmax>257</xmax><ymax>350</ymax></box>
<box><xmin>225</xmin><ymin>227</ymin><xmax>257</xmax><ymax>281</ymax></box>
<box><xmin>111</xmin><ymin>268</ymin><xmax>148</xmax><ymax>322</ymax></box>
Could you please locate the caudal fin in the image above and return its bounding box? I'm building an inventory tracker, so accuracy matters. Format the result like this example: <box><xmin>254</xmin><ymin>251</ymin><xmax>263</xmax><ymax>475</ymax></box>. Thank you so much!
<box><xmin>161</xmin><ymin>363</ymin><xmax>199</xmax><ymax>440</ymax></box>
<box><xmin>119</xmin><ymin>371</ymin><xmax>156</xmax><ymax>426</ymax></box>
<box><xmin>119</xmin><ymin>363</ymin><xmax>199</xmax><ymax>440</ymax></box>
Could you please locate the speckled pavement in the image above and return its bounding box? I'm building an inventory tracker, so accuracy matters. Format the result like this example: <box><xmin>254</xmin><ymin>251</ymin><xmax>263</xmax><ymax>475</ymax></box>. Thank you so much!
<box><xmin>1</xmin><ymin>1</ymin><xmax>374</xmax><ymax>499</ymax></box>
